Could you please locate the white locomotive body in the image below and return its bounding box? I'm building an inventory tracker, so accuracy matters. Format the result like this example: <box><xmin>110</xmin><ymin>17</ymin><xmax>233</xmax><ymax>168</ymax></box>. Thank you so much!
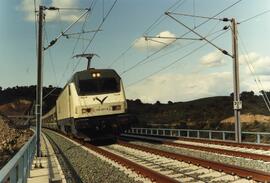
<box><xmin>43</xmin><ymin>68</ymin><xmax>133</xmax><ymax>140</ymax></box>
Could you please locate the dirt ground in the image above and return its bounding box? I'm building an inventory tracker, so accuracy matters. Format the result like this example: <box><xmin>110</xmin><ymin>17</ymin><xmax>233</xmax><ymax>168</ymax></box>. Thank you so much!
<box><xmin>0</xmin><ymin>116</ymin><xmax>33</xmax><ymax>169</ymax></box>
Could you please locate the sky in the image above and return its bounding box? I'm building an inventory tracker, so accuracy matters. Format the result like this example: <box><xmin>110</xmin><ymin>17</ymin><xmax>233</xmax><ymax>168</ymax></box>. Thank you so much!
<box><xmin>1</xmin><ymin>0</ymin><xmax>270</xmax><ymax>103</ymax></box>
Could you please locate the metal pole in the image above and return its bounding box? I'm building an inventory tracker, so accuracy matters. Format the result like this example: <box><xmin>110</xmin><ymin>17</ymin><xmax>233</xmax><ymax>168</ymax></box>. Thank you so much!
<box><xmin>231</xmin><ymin>18</ymin><xmax>242</xmax><ymax>143</ymax></box>
<box><xmin>36</xmin><ymin>5</ymin><xmax>44</xmax><ymax>157</ymax></box>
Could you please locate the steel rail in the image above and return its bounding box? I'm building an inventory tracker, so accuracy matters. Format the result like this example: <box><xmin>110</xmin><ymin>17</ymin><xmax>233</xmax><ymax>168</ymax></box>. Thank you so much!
<box><xmin>175</xmin><ymin>136</ymin><xmax>270</xmax><ymax>151</ymax></box>
<box><xmin>118</xmin><ymin>140</ymin><xmax>270</xmax><ymax>182</ymax></box>
<box><xmin>50</xmin><ymin>129</ymin><xmax>179</xmax><ymax>183</ymax></box>
<box><xmin>83</xmin><ymin>142</ymin><xmax>179</xmax><ymax>183</ymax></box>
<box><xmin>121</xmin><ymin>134</ymin><xmax>270</xmax><ymax>162</ymax></box>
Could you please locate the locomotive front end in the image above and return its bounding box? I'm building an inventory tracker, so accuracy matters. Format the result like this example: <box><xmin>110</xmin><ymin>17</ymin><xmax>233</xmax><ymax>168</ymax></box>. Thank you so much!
<box><xmin>56</xmin><ymin>69</ymin><xmax>133</xmax><ymax>140</ymax></box>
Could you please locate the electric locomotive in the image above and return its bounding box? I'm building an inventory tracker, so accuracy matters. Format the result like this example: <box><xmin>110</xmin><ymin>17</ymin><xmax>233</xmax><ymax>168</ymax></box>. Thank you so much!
<box><xmin>42</xmin><ymin>70</ymin><xmax>134</xmax><ymax>141</ymax></box>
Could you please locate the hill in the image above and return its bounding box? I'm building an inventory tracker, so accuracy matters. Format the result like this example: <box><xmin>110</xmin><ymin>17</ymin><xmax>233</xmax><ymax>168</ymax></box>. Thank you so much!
<box><xmin>127</xmin><ymin>91</ymin><xmax>270</xmax><ymax>131</ymax></box>
<box><xmin>0</xmin><ymin>86</ymin><xmax>269</xmax><ymax>131</ymax></box>
<box><xmin>0</xmin><ymin>85</ymin><xmax>62</xmax><ymax>114</ymax></box>
<box><xmin>0</xmin><ymin>99</ymin><xmax>32</xmax><ymax>116</ymax></box>
<box><xmin>0</xmin><ymin>99</ymin><xmax>33</xmax><ymax>126</ymax></box>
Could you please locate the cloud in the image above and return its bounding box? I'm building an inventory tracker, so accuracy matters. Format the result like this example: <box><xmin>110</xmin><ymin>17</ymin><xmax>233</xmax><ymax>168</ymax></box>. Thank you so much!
<box><xmin>134</xmin><ymin>31</ymin><xmax>176</xmax><ymax>50</ymax></box>
<box><xmin>200</xmin><ymin>51</ymin><xmax>225</xmax><ymax>67</ymax></box>
<box><xmin>126</xmin><ymin>72</ymin><xmax>233</xmax><ymax>103</ymax></box>
<box><xmin>249</xmin><ymin>57</ymin><xmax>270</xmax><ymax>76</ymax></box>
<box><xmin>240</xmin><ymin>52</ymin><xmax>270</xmax><ymax>75</ymax></box>
<box><xmin>238</xmin><ymin>52</ymin><xmax>270</xmax><ymax>94</ymax></box>
<box><xmin>251</xmin><ymin>56</ymin><xmax>270</xmax><ymax>75</ymax></box>
<box><xmin>239</xmin><ymin>52</ymin><xmax>260</xmax><ymax>65</ymax></box>
<box><xmin>19</xmin><ymin>0</ymin><xmax>82</xmax><ymax>22</ymax></box>
<box><xmin>19</xmin><ymin>0</ymin><xmax>40</xmax><ymax>21</ymax></box>
<box><xmin>125</xmin><ymin>51</ymin><xmax>270</xmax><ymax>103</ymax></box>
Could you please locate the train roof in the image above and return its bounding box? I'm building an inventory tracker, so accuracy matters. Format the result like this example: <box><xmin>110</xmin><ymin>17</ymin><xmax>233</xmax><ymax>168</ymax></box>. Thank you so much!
<box><xmin>42</xmin><ymin>106</ymin><xmax>56</xmax><ymax>119</ymax></box>
<box><xmin>68</xmin><ymin>68</ymin><xmax>120</xmax><ymax>84</ymax></box>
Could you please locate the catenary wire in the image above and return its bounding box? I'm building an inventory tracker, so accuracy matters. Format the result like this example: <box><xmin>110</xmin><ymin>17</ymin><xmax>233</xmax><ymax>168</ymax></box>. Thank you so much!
<box><xmin>143</xmin><ymin>23</ymin><xmax>224</xmax><ymax>66</ymax></box>
<box><xmin>126</xmin><ymin>29</ymin><xmax>229</xmax><ymax>88</ymax></box>
<box><xmin>120</xmin><ymin>0</ymin><xmax>242</xmax><ymax>76</ymax></box>
<box><xmin>42</xmin><ymin>0</ymin><xmax>242</xmax><ymax>99</ymax></box>
<box><xmin>42</xmin><ymin>1</ymin><xmax>95</xmax><ymax>100</ymax></box>
<box><xmin>238</xmin><ymin>33</ymin><xmax>270</xmax><ymax>112</ymax></box>
<box><xmin>107</xmin><ymin>0</ymin><xmax>186</xmax><ymax>68</ymax></box>
<box><xmin>168</xmin><ymin>12</ymin><xmax>226</xmax><ymax>21</ymax></box>
<box><xmin>165</xmin><ymin>12</ymin><xmax>232</xmax><ymax>57</ymax></box>
<box><xmin>53</xmin><ymin>7</ymin><xmax>91</xmax><ymax>11</ymax></box>
<box><xmin>43</xmin><ymin>21</ymin><xmax>59</xmax><ymax>100</ymax></box>
<box><xmin>51</xmin><ymin>2</ymin><xmax>95</xmax><ymax>96</ymax></box>
<box><xmin>236</xmin><ymin>25</ymin><xmax>270</xmax><ymax>109</ymax></box>
<box><xmin>57</xmin><ymin>9</ymin><xmax>64</xmax><ymax>34</ymax></box>
<box><xmin>71</xmin><ymin>11</ymin><xmax>91</xmax><ymax>56</ymax></box>
<box><xmin>44</xmin><ymin>9</ymin><xmax>90</xmax><ymax>50</ymax></box>
<box><xmin>240</xmin><ymin>48</ymin><xmax>270</xmax><ymax>112</ymax></box>
<box><xmin>230</xmin><ymin>21</ymin><xmax>270</xmax><ymax>112</ymax></box>
<box><xmin>71</xmin><ymin>0</ymin><xmax>119</xmax><ymax>74</ymax></box>
<box><xmin>239</xmin><ymin>9</ymin><xmax>270</xmax><ymax>24</ymax></box>
<box><xmin>144</xmin><ymin>0</ymin><xmax>186</xmax><ymax>35</ymax></box>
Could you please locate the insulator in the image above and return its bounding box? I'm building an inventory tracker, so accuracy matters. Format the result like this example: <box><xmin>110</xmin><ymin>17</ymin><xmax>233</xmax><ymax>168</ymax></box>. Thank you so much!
<box><xmin>48</xmin><ymin>7</ymin><xmax>59</xmax><ymax>10</ymax></box>
<box><xmin>222</xmin><ymin>18</ymin><xmax>230</xmax><ymax>22</ymax></box>
<box><xmin>223</xmin><ymin>26</ymin><xmax>229</xmax><ymax>30</ymax></box>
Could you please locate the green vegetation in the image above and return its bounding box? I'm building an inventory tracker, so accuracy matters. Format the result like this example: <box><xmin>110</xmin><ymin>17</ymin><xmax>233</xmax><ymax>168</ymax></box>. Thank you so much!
<box><xmin>0</xmin><ymin>86</ymin><xmax>269</xmax><ymax>131</ymax></box>
<box><xmin>127</xmin><ymin>91</ymin><xmax>270</xmax><ymax>131</ymax></box>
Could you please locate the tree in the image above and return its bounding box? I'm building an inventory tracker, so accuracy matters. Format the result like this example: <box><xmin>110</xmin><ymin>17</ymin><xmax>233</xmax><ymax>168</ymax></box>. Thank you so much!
<box><xmin>240</xmin><ymin>91</ymin><xmax>254</xmax><ymax>100</ymax></box>
<box><xmin>135</xmin><ymin>99</ymin><xmax>142</xmax><ymax>104</ymax></box>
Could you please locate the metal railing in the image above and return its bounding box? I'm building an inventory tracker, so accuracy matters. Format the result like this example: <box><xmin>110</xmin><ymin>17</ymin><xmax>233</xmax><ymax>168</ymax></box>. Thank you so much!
<box><xmin>0</xmin><ymin>133</ymin><xmax>36</xmax><ymax>183</ymax></box>
<box><xmin>128</xmin><ymin>127</ymin><xmax>270</xmax><ymax>144</ymax></box>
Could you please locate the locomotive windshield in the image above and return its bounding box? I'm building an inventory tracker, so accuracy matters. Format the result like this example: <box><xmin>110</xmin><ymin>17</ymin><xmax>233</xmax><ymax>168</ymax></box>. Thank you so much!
<box><xmin>78</xmin><ymin>77</ymin><xmax>120</xmax><ymax>95</ymax></box>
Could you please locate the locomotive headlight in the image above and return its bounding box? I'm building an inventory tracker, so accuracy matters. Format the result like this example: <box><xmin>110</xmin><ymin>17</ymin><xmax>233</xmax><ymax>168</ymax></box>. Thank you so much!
<box><xmin>82</xmin><ymin>108</ymin><xmax>92</xmax><ymax>113</ymax></box>
<box><xmin>92</xmin><ymin>73</ymin><xmax>100</xmax><ymax>78</ymax></box>
<box><xmin>112</xmin><ymin>105</ymin><xmax>121</xmax><ymax>111</ymax></box>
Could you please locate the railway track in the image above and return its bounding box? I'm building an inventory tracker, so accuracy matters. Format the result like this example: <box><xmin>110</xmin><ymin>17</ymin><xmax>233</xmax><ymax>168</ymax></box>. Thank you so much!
<box><xmin>171</xmin><ymin>134</ymin><xmax>270</xmax><ymax>151</ymax></box>
<box><xmin>69</xmin><ymin>136</ymin><xmax>179</xmax><ymax>183</ymax></box>
<box><xmin>121</xmin><ymin>134</ymin><xmax>270</xmax><ymax>162</ymax></box>
<box><xmin>120</xmin><ymin>134</ymin><xmax>270</xmax><ymax>182</ymax></box>
<box><xmin>103</xmin><ymin>143</ymin><xmax>250</xmax><ymax>182</ymax></box>
<box><xmin>44</xmin><ymin>129</ymin><xmax>177</xmax><ymax>183</ymax></box>
<box><xmin>44</xmin><ymin>129</ymin><xmax>148</xmax><ymax>183</ymax></box>
<box><xmin>45</xmin><ymin>129</ymin><xmax>270</xmax><ymax>182</ymax></box>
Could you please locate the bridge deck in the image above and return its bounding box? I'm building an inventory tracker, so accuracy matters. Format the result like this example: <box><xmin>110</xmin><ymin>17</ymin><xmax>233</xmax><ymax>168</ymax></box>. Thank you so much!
<box><xmin>27</xmin><ymin>132</ymin><xmax>66</xmax><ymax>183</ymax></box>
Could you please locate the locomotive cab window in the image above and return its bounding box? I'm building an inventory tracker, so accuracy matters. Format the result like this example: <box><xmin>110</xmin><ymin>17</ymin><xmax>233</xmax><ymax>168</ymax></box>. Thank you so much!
<box><xmin>78</xmin><ymin>78</ymin><xmax>120</xmax><ymax>95</ymax></box>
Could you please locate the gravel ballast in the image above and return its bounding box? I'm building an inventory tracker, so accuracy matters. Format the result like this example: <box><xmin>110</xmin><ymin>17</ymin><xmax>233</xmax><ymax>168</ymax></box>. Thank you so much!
<box><xmin>44</xmin><ymin>130</ymin><xmax>144</xmax><ymax>183</ymax></box>
<box><xmin>129</xmin><ymin>140</ymin><xmax>270</xmax><ymax>173</ymax></box>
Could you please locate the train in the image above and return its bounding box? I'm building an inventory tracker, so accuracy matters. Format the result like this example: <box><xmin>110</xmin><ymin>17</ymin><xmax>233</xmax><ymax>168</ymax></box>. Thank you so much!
<box><xmin>42</xmin><ymin>68</ymin><xmax>135</xmax><ymax>141</ymax></box>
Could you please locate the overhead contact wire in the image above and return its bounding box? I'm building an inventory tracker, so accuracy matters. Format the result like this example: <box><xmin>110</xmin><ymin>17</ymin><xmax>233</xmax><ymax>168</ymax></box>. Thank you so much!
<box><xmin>71</xmin><ymin>0</ymin><xmax>119</xmax><ymax>74</ymax></box>
<box><xmin>238</xmin><ymin>34</ymin><xmax>270</xmax><ymax>112</ymax></box>
<box><xmin>143</xmin><ymin>24</ymin><xmax>223</xmax><ymax>66</ymax></box>
<box><xmin>107</xmin><ymin>0</ymin><xmax>186</xmax><ymax>68</ymax></box>
<box><xmin>239</xmin><ymin>9</ymin><xmax>270</xmax><ymax>24</ymax></box>
<box><xmin>126</xmin><ymin>29</ymin><xmax>229</xmax><ymax>88</ymax></box>
<box><xmin>120</xmin><ymin>0</ymin><xmax>242</xmax><ymax>76</ymax></box>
